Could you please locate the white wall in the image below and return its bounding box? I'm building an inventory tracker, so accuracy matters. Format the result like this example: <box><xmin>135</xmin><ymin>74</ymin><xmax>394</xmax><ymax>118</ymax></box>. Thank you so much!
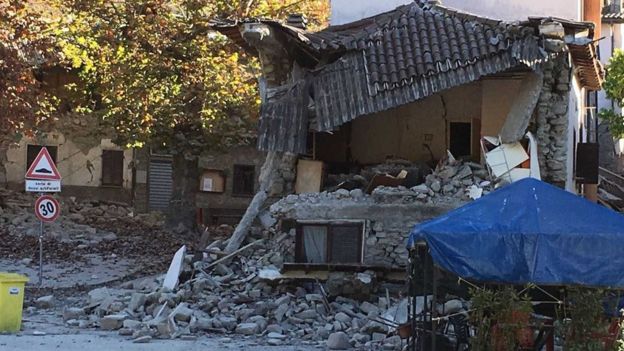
<box><xmin>443</xmin><ymin>0</ymin><xmax>582</xmax><ymax>21</ymax></box>
<box><xmin>5</xmin><ymin>133</ymin><xmax>133</xmax><ymax>189</ymax></box>
<box><xmin>567</xmin><ymin>72</ymin><xmax>584</xmax><ymax>192</ymax></box>
<box><xmin>598</xmin><ymin>24</ymin><xmax>615</xmax><ymax>112</ymax></box>
<box><xmin>330</xmin><ymin>0</ymin><xmax>412</xmax><ymax>25</ymax></box>
<box><xmin>330</xmin><ymin>0</ymin><xmax>581</xmax><ymax>25</ymax></box>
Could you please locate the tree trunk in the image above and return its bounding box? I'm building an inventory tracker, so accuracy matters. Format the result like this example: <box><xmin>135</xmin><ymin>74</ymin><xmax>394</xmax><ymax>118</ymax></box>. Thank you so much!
<box><xmin>225</xmin><ymin>151</ymin><xmax>280</xmax><ymax>254</ymax></box>
<box><xmin>167</xmin><ymin>154</ymin><xmax>199</xmax><ymax>230</ymax></box>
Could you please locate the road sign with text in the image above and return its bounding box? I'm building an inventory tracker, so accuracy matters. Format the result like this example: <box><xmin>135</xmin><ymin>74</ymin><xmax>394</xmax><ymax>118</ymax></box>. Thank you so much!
<box><xmin>25</xmin><ymin>147</ymin><xmax>62</xmax><ymax>192</ymax></box>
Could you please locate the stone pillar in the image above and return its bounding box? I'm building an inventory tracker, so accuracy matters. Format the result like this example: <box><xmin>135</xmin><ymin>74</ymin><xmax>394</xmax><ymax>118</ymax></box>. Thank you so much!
<box><xmin>535</xmin><ymin>51</ymin><xmax>571</xmax><ymax>187</ymax></box>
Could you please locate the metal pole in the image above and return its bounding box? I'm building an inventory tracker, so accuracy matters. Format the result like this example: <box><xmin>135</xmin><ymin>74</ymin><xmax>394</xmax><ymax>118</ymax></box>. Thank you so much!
<box><xmin>431</xmin><ymin>265</ymin><xmax>438</xmax><ymax>351</ymax></box>
<box><xmin>39</xmin><ymin>219</ymin><xmax>43</xmax><ymax>286</ymax></box>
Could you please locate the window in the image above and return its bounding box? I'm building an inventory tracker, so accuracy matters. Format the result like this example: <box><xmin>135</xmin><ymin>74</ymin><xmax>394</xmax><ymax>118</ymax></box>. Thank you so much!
<box><xmin>27</xmin><ymin>145</ymin><xmax>58</xmax><ymax>172</ymax></box>
<box><xmin>295</xmin><ymin>222</ymin><xmax>363</xmax><ymax>264</ymax></box>
<box><xmin>101</xmin><ymin>150</ymin><xmax>124</xmax><ymax>186</ymax></box>
<box><xmin>232</xmin><ymin>164</ymin><xmax>255</xmax><ymax>196</ymax></box>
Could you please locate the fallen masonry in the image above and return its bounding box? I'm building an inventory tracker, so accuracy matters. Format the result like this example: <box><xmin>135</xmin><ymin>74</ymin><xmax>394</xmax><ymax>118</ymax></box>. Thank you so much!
<box><xmin>43</xmin><ymin>238</ymin><xmax>425</xmax><ymax>350</ymax></box>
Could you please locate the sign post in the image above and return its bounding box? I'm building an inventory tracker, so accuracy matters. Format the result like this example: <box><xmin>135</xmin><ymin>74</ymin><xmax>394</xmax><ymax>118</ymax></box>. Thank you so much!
<box><xmin>25</xmin><ymin>147</ymin><xmax>62</xmax><ymax>286</ymax></box>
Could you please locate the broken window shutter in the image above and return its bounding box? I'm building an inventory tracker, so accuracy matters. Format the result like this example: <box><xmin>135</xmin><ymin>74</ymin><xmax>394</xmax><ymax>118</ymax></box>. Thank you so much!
<box><xmin>329</xmin><ymin>225</ymin><xmax>362</xmax><ymax>264</ymax></box>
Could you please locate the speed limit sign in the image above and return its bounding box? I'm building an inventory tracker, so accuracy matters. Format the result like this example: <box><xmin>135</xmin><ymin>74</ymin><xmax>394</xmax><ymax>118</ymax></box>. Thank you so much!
<box><xmin>34</xmin><ymin>195</ymin><xmax>60</xmax><ymax>222</ymax></box>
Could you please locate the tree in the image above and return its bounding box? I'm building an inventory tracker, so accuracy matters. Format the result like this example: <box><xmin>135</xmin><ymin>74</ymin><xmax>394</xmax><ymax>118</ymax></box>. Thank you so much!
<box><xmin>59</xmin><ymin>0</ymin><xmax>329</xmax><ymax>227</ymax></box>
<box><xmin>600</xmin><ymin>49</ymin><xmax>624</xmax><ymax>138</ymax></box>
<box><xmin>0</xmin><ymin>0</ymin><xmax>62</xmax><ymax>184</ymax></box>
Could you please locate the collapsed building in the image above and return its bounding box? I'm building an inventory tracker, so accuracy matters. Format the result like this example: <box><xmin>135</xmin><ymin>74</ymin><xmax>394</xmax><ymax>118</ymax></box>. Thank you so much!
<box><xmin>211</xmin><ymin>0</ymin><xmax>603</xmax><ymax>276</ymax></box>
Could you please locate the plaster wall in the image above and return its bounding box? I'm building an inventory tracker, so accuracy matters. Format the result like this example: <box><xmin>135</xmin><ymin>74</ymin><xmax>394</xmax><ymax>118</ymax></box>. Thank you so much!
<box><xmin>481</xmin><ymin>79</ymin><xmax>524</xmax><ymax>137</ymax></box>
<box><xmin>349</xmin><ymin>82</ymin><xmax>481</xmax><ymax>164</ymax></box>
<box><xmin>5</xmin><ymin>133</ymin><xmax>133</xmax><ymax>189</ymax></box>
<box><xmin>346</xmin><ymin>79</ymin><xmax>521</xmax><ymax>164</ymax></box>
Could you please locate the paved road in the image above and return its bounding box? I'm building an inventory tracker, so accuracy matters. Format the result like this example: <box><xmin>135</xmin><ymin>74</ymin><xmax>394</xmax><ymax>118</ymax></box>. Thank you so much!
<box><xmin>0</xmin><ymin>333</ymin><xmax>320</xmax><ymax>351</ymax></box>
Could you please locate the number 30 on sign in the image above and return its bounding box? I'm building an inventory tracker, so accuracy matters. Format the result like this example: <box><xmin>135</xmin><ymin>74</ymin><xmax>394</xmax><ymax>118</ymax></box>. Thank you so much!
<box><xmin>35</xmin><ymin>195</ymin><xmax>60</xmax><ymax>223</ymax></box>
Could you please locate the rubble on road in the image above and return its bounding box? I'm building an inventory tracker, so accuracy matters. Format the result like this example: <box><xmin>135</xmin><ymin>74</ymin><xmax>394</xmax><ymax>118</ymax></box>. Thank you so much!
<box><xmin>0</xmin><ymin>188</ymin><xmax>198</xmax><ymax>275</ymax></box>
<box><xmin>57</xmin><ymin>238</ymin><xmax>415</xmax><ymax>350</ymax></box>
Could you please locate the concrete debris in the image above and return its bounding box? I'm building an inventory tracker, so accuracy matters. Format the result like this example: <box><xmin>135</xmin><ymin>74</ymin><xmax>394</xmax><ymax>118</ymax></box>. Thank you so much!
<box><xmin>327</xmin><ymin>331</ymin><xmax>352</xmax><ymax>349</ymax></box>
<box><xmin>35</xmin><ymin>295</ymin><xmax>55</xmax><ymax>309</ymax></box>
<box><xmin>57</xmin><ymin>235</ymin><xmax>415</xmax><ymax>349</ymax></box>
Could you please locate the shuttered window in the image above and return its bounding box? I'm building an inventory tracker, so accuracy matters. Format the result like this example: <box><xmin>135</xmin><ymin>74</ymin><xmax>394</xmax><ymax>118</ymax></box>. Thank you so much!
<box><xmin>101</xmin><ymin>150</ymin><xmax>124</xmax><ymax>186</ymax></box>
<box><xmin>26</xmin><ymin>145</ymin><xmax>58</xmax><ymax>172</ymax></box>
<box><xmin>232</xmin><ymin>164</ymin><xmax>255</xmax><ymax>196</ymax></box>
<box><xmin>295</xmin><ymin>223</ymin><xmax>363</xmax><ymax>264</ymax></box>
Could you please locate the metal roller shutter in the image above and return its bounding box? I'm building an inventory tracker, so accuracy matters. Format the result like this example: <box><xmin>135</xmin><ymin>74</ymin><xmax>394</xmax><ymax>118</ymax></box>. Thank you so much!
<box><xmin>148</xmin><ymin>159</ymin><xmax>173</xmax><ymax>211</ymax></box>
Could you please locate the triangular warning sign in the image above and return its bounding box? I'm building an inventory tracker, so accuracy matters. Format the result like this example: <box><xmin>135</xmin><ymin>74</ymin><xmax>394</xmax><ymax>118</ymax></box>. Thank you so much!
<box><xmin>25</xmin><ymin>147</ymin><xmax>61</xmax><ymax>180</ymax></box>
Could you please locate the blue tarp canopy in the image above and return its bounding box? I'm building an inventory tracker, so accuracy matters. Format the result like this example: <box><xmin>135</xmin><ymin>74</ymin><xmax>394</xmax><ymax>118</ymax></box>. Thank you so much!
<box><xmin>407</xmin><ymin>178</ymin><xmax>624</xmax><ymax>288</ymax></box>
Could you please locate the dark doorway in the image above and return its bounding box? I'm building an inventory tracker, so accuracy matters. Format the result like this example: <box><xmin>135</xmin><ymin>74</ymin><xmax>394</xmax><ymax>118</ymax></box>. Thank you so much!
<box><xmin>449</xmin><ymin>122</ymin><xmax>472</xmax><ymax>158</ymax></box>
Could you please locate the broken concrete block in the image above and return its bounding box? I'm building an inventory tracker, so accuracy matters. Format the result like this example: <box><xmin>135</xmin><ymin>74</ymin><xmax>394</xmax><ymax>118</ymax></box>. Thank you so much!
<box><xmin>171</xmin><ymin>303</ymin><xmax>194</xmax><ymax>322</ymax></box>
<box><xmin>334</xmin><ymin>312</ymin><xmax>351</xmax><ymax>324</ymax></box>
<box><xmin>248</xmin><ymin>315</ymin><xmax>268</xmax><ymax>332</ymax></box>
<box><xmin>63</xmin><ymin>307</ymin><xmax>85</xmax><ymax>321</ymax></box>
<box><xmin>430</xmin><ymin>180</ymin><xmax>441</xmax><ymax>192</ymax></box>
<box><xmin>35</xmin><ymin>295</ymin><xmax>55</xmax><ymax>309</ymax></box>
<box><xmin>217</xmin><ymin>316</ymin><xmax>237</xmax><ymax>331</ymax></box>
<box><xmin>118</xmin><ymin>328</ymin><xmax>133</xmax><ymax>336</ymax></box>
<box><xmin>327</xmin><ymin>331</ymin><xmax>351</xmax><ymax>350</ymax></box>
<box><xmin>100</xmin><ymin>314</ymin><xmax>126</xmax><ymax>330</ymax></box>
<box><xmin>267</xmin><ymin>332</ymin><xmax>287</xmax><ymax>339</ymax></box>
<box><xmin>129</xmin><ymin>293</ymin><xmax>147</xmax><ymax>312</ymax></box>
<box><xmin>156</xmin><ymin>319</ymin><xmax>177</xmax><ymax>337</ymax></box>
<box><xmin>88</xmin><ymin>287</ymin><xmax>111</xmax><ymax>305</ymax></box>
<box><xmin>123</xmin><ymin>319</ymin><xmax>142</xmax><ymax>330</ymax></box>
<box><xmin>133</xmin><ymin>336</ymin><xmax>152</xmax><ymax>343</ymax></box>
<box><xmin>295</xmin><ymin>309</ymin><xmax>318</xmax><ymax>320</ymax></box>
<box><xmin>235</xmin><ymin>322</ymin><xmax>260</xmax><ymax>335</ymax></box>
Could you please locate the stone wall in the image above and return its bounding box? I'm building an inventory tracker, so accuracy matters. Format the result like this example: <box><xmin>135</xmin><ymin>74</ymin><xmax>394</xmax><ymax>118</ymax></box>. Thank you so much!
<box><xmin>534</xmin><ymin>49</ymin><xmax>572</xmax><ymax>186</ymax></box>
<box><xmin>269</xmin><ymin>189</ymin><xmax>462</xmax><ymax>267</ymax></box>
<box><xmin>196</xmin><ymin>146</ymin><xmax>267</xmax><ymax>211</ymax></box>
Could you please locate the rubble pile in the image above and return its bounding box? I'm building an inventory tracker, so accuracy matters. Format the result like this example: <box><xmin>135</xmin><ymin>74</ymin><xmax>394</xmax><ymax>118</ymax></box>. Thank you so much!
<box><xmin>372</xmin><ymin>159</ymin><xmax>496</xmax><ymax>203</ymax></box>
<box><xmin>0</xmin><ymin>188</ymin><xmax>197</xmax><ymax>272</ymax></box>
<box><xmin>0</xmin><ymin>188</ymin><xmax>121</xmax><ymax>244</ymax></box>
<box><xmin>62</xmin><ymin>239</ymin><xmax>411</xmax><ymax>350</ymax></box>
<box><xmin>324</xmin><ymin>160</ymin><xmax>431</xmax><ymax>191</ymax></box>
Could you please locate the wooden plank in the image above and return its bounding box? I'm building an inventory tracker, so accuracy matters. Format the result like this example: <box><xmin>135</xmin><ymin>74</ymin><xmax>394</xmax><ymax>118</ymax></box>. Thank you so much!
<box><xmin>295</xmin><ymin>159</ymin><xmax>324</xmax><ymax>194</ymax></box>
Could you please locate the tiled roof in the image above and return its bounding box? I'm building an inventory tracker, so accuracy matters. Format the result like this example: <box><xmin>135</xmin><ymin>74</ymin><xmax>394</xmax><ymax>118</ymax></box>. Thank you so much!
<box><xmin>603</xmin><ymin>3</ymin><xmax>624</xmax><ymax>22</ymax></box>
<box><xmin>213</xmin><ymin>1</ymin><xmax>601</xmax><ymax>154</ymax></box>
<box><xmin>308</xmin><ymin>1</ymin><xmax>536</xmax><ymax>95</ymax></box>
<box><xmin>603</xmin><ymin>12</ymin><xmax>624</xmax><ymax>22</ymax></box>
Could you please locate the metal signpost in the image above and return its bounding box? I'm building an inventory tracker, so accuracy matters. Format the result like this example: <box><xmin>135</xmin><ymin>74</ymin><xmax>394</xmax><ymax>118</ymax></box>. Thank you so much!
<box><xmin>25</xmin><ymin>147</ymin><xmax>62</xmax><ymax>286</ymax></box>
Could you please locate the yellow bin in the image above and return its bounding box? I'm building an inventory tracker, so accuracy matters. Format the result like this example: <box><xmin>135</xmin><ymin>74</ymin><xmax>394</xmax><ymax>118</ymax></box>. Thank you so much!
<box><xmin>0</xmin><ymin>273</ymin><xmax>29</xmax><ymax>333</ymax></box>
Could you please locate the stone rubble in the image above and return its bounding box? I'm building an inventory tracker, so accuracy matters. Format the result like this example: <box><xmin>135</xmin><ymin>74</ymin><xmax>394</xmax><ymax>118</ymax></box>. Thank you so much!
<box><xmin>54</xmin><ymin>238</ymin><xmax>417</xmax><ymax>350</ymax></box>
<box><xmin>0</xmin><ymin>188</ymin><xmax>168</xmax><ymax>244</ymax></box>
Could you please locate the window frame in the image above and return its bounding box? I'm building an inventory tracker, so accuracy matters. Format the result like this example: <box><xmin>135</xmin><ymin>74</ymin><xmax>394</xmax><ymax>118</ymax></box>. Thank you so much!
<box><xmin>101</xmin><ymin>149</ymin><xmax>125</xmax><ymax>187</ymax></box>
<box><xmin>294</xmin><ymin>221</ymin><xmax>364</xmax><ymax>264</ymax></box>
<box><xmin>231</xmin><ymin>164</ymin><xmax>256</xmax><ymax>197</ymax></box>
<box><xmin>199</xmin><ymin>169</ymin><xmax>226</xmax><ymax>194</ymax></box>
